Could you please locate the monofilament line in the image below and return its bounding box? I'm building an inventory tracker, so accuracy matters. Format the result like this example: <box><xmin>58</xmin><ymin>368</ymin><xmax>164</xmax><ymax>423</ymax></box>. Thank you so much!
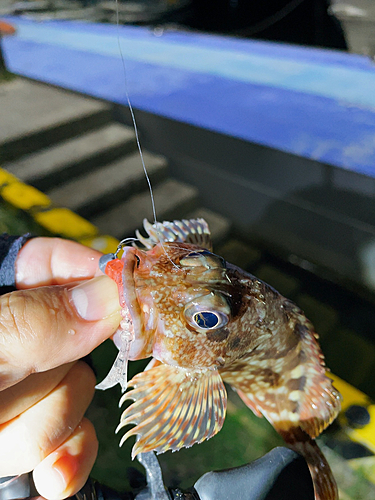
<box><xmin>114</xmin><ymin>0</ymin><xmax>157</xmax><ymax>228</ymax></box>
<box><xmin>114</xmin><ymin>3</ymin><xmax>180</xmax><ymax>271</ymax></box>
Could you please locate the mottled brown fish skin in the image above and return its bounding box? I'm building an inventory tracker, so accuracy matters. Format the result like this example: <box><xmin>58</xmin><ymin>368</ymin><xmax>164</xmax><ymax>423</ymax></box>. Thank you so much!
<box><xmin>131</xmin><ymin>242</ymin><xmax>235</xmax><ymax>368</ymax></box>
<box><xmin>218</xmin><ymin>264</ymin><xmax>340</xmax><ymax>500</ymax></box>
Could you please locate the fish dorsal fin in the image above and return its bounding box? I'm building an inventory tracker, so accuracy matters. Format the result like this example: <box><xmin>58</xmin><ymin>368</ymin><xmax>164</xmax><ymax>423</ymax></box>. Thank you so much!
<box><xmin>116</xmin><ymin>363</ymin><xmax>227</xmax><ymax>458</ymax></box>
<box><xmin>135</xmin><ymin>218</ymin><xmax>213</xmax><ymax>251</ymax></box>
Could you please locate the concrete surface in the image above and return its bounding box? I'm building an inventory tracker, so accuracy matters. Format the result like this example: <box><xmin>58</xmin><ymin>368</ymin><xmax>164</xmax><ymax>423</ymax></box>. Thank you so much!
<box><xmin>4</xmin><ymin>122</ymin><xmax>136</xmax><ymax>189</ymax></box>
<box><xmin>47</xmin><ymin>150</ymin><xmax>168</xmax><ymax>217</ymax></box>
<box><xmin>0</xmin><ymin>78</ymin><xmax>112</xmax><ymax>162</ymax></box>
<box><xmin>0</xmin><ymin>78</ymin><xmax>108</xmax><ymax>144</ymax></box>
<box><xmin>0</xmin><ymin>77</ymin><xmax>231</xmax><ymax>246</ymax></box>
<box><xmin>91</xmin><ymin>178</ymin><xmax>199</xmax><ymax>238</ymax></box>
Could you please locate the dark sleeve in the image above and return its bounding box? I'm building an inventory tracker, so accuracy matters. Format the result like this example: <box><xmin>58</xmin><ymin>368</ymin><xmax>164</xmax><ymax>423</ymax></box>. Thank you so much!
<box><xmin>0</xmin><ymin>234</ymin><xmax>33</xmax><ymax>293</ymax></box>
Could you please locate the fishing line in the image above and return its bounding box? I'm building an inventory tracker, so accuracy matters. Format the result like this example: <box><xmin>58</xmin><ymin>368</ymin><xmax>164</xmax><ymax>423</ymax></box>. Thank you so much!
<box><xmin>115</xmin><ymin>237</ymin><xmax>140</xmax><ymax>257</ymax></box>
<box><xmin>114</xmin><ymin>0</ymin><xmax>156</xmax><ymax>227</ymax></box>
<box><xmin>114</xmin><ymin>1</ymin><xmax>180</xmax><ymax>271</ymax></box>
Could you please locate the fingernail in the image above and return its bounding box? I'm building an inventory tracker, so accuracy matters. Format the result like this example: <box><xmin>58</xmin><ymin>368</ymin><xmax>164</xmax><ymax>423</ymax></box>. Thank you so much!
<box><xmin>69</xmin><ymin>276</ymin><xmax>120</xmax><ymax>321</ymax></box>
<box><xmin>33</xmin><ymin>456</ymin><xmax>68</xmax><ymax>500</ymax></box>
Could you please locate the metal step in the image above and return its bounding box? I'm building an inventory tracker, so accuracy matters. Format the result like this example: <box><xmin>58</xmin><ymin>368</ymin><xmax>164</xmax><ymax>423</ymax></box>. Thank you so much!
<box><xmin>0</xmin><ymin>79</ymin><xmax>112</xmax><ymax>163</ymax></box>
<box><xmin>91</xmin><ymin>178</ymin><xmax>200</xmax><ymax>239</ymax></box>
<box><xmin>4</xmin><ymin>123</ymin><xmax>137</xmax><ymax>191</ymax></box>
<box><xmin>46</xmin><ymin>151</ymin><xmax>168</xmax><ymax>219</ymax></box>
<box><xmin>0</xmin><ymin>79</ymin><xmax>232</xmax><ymax>251</ymax></box>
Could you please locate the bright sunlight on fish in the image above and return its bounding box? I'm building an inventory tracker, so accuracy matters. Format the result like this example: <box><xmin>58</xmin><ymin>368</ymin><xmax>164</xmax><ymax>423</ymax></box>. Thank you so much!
<box><xmin>96</xmin><ymin>218</ymin><xmax>341</xmax><ymax>500</ymax></box>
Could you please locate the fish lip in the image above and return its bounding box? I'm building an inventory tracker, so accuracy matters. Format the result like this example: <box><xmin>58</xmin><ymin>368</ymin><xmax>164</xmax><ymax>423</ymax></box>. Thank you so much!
<box><xmin>120</xmin><ymin>247</ymin><xmax>146</xmax><ymax>358</ymax></box>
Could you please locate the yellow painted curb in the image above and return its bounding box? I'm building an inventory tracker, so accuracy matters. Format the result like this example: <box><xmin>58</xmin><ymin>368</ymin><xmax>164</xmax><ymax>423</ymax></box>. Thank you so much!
<box><xmin>2</xmin><ymin>182</ymin><xmax>51</xmax><ymax>210</ymax></box>
<box><xmin>34</xmin><ymin>208</ymin><xmax>98</xmax><ymax>239</ymax></box>
<box><xmin>0</xmin><ymin>167</ymin><xmax>119</xmax><ymax>249</ymax></box>
<box><xmin>330</xmin><ymin>373</ymin><xmax>375</xmax><ymax>456</ymax></box>
<box><xmin>330</xmin><ymin>373</ymin><xmax>371</xmax><ymax>411</ymax></box>
<box><xmin>79</xmin><ymin>235</ymin><xmax>120</xmax><ymax>254</ymax></box>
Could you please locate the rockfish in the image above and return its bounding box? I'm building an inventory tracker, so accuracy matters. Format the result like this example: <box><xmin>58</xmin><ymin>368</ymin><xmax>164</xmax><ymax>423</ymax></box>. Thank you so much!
<box><xmin>97</xmin><ymin>218</ymin><xmax>341</xmax><ymax>500</ymax></box>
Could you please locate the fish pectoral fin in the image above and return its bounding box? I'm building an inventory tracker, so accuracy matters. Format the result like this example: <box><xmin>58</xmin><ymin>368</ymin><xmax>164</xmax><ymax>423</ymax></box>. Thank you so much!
<box><xmin>144</xmin><ymin>357</ymin><xmax>162</xmax><ymax>371</ymax></box>
<box><xmin>116</xmin><ymin>364</ymin><xmax>227</xmax><ymax>458</ymax></box>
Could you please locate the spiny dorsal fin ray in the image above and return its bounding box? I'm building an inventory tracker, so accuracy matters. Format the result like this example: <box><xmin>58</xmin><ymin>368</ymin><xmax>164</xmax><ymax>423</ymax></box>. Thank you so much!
<box><xmin>135</xmin><ymin>218</ymin><xmax>213</xmax><ymax>251</ymax></box>
<box><xmin>116</xmin><ymin>364</ymin><xmax>226</xmax><ymax>458</ymax></box>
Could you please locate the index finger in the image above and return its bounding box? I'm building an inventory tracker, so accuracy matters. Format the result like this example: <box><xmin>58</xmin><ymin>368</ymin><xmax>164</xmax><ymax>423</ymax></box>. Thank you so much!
<box><xmin>15</xmin><ymin>238</ymin><xmax>103</xmax><ymax>289</ymax></box>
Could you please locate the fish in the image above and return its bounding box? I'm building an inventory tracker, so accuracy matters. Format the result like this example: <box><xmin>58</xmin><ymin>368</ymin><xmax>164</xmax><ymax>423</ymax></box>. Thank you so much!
<box><xmin>97</xmin><ymin>218</ymin><xmax>341</xmax><ymax>500</ymax></box>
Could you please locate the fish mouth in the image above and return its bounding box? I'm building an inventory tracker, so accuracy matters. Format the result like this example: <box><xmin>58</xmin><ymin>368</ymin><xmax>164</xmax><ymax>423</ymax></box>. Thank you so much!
<box><xmin>120</xmin><ymin>247</ymin><xmax>147</xmax><ymax>359</ymax></box>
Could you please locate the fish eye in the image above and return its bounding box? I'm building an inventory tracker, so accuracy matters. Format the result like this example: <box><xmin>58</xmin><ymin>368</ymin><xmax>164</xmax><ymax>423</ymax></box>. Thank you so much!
<box><xmin>185</xmin><ymin>308</ymin><xmax>229</xmax><ymax>330</ymax></box>
<box><xmin>194</xmin><ymin>311</ymin><xmax>221</xmax><ymax>328</ymax></box>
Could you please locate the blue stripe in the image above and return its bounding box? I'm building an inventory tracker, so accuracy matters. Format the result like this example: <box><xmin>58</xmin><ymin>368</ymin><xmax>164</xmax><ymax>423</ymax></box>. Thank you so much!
<box><xmin>4</xmin><ymin>38</ymin><xmax>375</xmax><ymax>176</ymax></box>
<box><xmin>9</xmin><ymin>19</ymin><xmax>375</xmax><ymax>110</ymax></box>
<box><xmin>3</xmin><ymin>18</ymin><xmax>375</xmax><ymax>176</ymax></box>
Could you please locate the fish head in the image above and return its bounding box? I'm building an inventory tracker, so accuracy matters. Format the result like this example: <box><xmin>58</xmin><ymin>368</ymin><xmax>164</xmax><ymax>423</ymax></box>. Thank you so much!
<box><xmin>128</xmin><ymin>241</ymin><xmax>253</xmax><ymax>369</ymax></box>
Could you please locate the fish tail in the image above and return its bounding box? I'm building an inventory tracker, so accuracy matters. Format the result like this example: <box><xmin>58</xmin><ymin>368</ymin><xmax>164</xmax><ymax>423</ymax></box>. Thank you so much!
<box><xmin>288</xmin><ymin>438</ymin><xmax>338</xmax><ymax>500</ymax></box>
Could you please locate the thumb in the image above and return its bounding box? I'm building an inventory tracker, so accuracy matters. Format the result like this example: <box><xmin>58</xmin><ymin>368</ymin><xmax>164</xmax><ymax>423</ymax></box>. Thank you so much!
<box><xmin>0</xmin><ymin>276</ymin><xmax>121</xmax><ymax>389</ymax></box>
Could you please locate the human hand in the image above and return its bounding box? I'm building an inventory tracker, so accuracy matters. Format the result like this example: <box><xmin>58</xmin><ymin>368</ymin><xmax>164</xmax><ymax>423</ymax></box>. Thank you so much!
<box><xmin>0</xmin><ymin>237</ymin><xmax>121</xmax><ymax>500</ymax></box>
